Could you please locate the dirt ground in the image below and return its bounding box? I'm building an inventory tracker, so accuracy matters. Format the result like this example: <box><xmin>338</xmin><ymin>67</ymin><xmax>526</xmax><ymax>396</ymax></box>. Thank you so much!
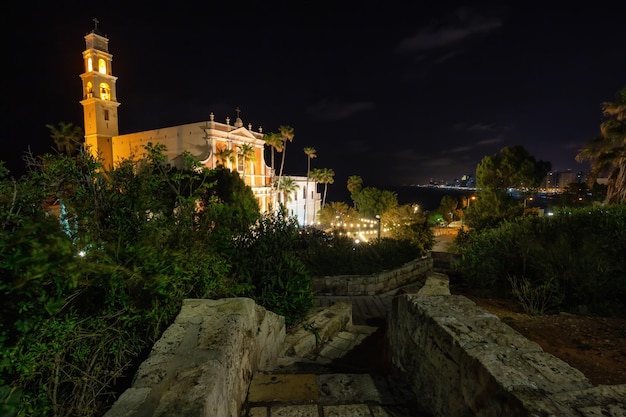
<box><xmin>456</xmin><ymin>293</ymin><xmax>626</xmax><ymax>386</ymax></box>
<box><xmin>434</xmin><ymin>232</ymin><xmax>626</xmax><ymax>386</ymax></box>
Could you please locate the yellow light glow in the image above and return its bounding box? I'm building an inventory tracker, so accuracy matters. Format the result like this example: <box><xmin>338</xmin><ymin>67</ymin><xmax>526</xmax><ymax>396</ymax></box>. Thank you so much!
<box><xmin>98</xmin><ymin>58</ymin><xmax>107</xmax><ymax>74</ymax></box>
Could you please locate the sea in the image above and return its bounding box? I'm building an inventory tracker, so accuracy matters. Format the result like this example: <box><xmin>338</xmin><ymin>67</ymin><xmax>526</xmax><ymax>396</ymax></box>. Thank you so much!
<box><xmin>325</xmin><ymin>185</ymin><xmax>476</xmax><ymax>212</ymax></box>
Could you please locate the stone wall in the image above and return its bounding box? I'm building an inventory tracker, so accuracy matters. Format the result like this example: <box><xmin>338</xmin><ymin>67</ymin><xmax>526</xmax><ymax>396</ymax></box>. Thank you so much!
<box><xmin>312</xmin><ymin>256</ymin><xmax>433</xmax><ymax>295</ymax></box>
<box><xmin>389</xmin><ymin>294</ymin><xmax>626</xmax><ymax>416</ymax></box>
<box><xmin>430</xmin><ymin>250</ymin><xmax>458</xmax><ymax>275</ymax></box>
<box><xmin>104</xmin><ymin>298</ymin><xmax>285</xmax><ymax>417</ymax></box>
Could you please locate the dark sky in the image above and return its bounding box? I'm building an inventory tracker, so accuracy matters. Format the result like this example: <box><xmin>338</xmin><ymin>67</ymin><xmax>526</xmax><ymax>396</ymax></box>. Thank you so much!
<box><xmin>4</xmin><ymin>1</ymin><xmax>625</xmax><ymax>189</ymax></box>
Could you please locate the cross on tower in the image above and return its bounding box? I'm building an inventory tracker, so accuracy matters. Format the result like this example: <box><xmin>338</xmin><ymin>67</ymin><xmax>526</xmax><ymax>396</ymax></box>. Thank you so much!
<box><xmin>235</xmin><ymin>107</ymin><xmax>241</xmax><ymax>119</ymax></box>
<box><xmin>93</xmin><ymin>17</ymin><xmax>99</xmax><ymax>31</ymax></box>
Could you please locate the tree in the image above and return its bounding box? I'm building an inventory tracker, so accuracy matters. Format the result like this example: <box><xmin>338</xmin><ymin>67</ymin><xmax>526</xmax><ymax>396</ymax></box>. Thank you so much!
<box><xmin>317</xmin><ymin>201</ymin><xmax>359</xmax><ymax>229</ymax></box>
<box><xmin>352</xmin><ymin>186</ymin><xmax>398</xmax><ymax>218</ymax></box>
<box><xmin>310</xmin><ymin>167</ymin><xmax>335</xmax><ymax>209</ymax></box>
<box><xmin>470</xmin><ymin>145</ymin><xmax>551</xmax><ymax>228</ymax></box>
<box><xmin>46</xmin><ymin>122</ymin><xmax>84</xmax><ymax>156</ymax></box>
<box><xmin>264</xmin><ymin>132</ymin><xmax>283</xmax><ymax>179</ymax></box>
<box><xmin>385</xmin><ymin>203</ymin><xmax>434</xmax><ymax>250</ymax></box>
<box><xmin>476</xmin><ymin>145</ymin><xmax>551</xmax><ymax>191</ymax></box>
<box><xmin>438</xmin><ymin>195</ymin><xmax>460</xmax><ymax>223</ymax></box>
<box><xmin>277</xmin><ymin>125</ymin><xmax>295</xmax><ymax>186</ymax></box>
<box><xmin>347</xmin><ymin>175</ymin><xmax>363</xmax><ymax>208</ymax></box>
<box><xmin>277</xmin><ymin>176</ymin><xmax>299</xmax><ymax>204</ymax></box>
<box><xmin>237</xmin><ymin>144</ymin><xmax>255</xmax><ymax>179</ymax></box>
<box><xmin>304</xmin><ymin>147</ymin><xmax>316</xmax><ymax>178</ymax></box>
<box><xmin>216</xmin><ymin>147</ymin><xmax>235</xmax><ymax>167</ymax></box>
<box><xmin>201</xmin><ymin>166</ymin><xmax>260</xmax><ymax>243</ymax></box>
<box><xmin>576</xmin><ymin>87</ymin><xmax>626</xmax><ymax>204</ymax></box>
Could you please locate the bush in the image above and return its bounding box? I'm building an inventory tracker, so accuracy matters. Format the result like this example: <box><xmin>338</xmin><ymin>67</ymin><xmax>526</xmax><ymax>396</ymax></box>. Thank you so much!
<box><xmin>454</xmin><ymin>205</ymin><xmax>626</xmax><ymax>315</ymax></box>
<box><xmin>1</xmin><ymin>149</ymin><xmax>257</xmax><ymax>417</ymax></box>
<box><xmin>295</xmin><ymin>230</ymin><xmax>425</xmax><ymax>276</ymax></box>
<box><xmin>233</xmin><ymin>208</ymin><xmax>314</xmax><ymax>326</ymax></box>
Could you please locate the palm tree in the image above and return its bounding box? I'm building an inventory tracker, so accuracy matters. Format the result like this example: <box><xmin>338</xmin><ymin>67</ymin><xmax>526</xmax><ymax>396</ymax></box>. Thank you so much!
<box><xmin>347</xmin><ymin>175</ymin><xmax>363</xmax><ymax>209</ymax></box>
<box><xmin>347</xmin><ymin>175</ymin><xmax>362</xmax><ymax>194</ymax></box>
<box><xmin>277</xmin><ymin>125</ymin><xmax>295</xmax><ymax>184</ymax></box>
<box><xmin>216</xmin><ymin>147</ymin><xmax>235</xmax><ymax>168</ymax></box>
<box><xmin>304</xmin><ymin>147</ymin><xmax>316</xmax><ymax>178</ymax></box>
<box><xmin>264</xmin><ymin>132</ymin><xmax>283</xmax><ymax>180</ymax></box>
<box><xmin>303</xmin><ymin>147</ymin><xmax>317</xmax><ymax>225</ymax></box>
<box><xmin>237</xmin><ymin>144</ymin><xmax>256</xmax><ymax>180</ymax></box>
<box><xmin>576</xmin><ymin>87</ymin><xmax>626</xmax><ymax>204</ymax></box>
<box><xmin>46</xmin><ymin>122</ymin><xmax>84</xmax><ymax>155</ymax></box>
<box><xmin>310</xmin><ymin>167</ymin><xmax>335</xmax><ymax>209</ymax></box>
<box><xmin>278</xmin><ymin>176</ymin><xmax>299</xmax><ymax>204</ymax></box>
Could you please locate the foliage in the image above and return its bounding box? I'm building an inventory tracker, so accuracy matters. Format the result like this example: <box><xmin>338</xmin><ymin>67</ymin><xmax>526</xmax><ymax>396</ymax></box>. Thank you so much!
<box><xmin>383</xmin><ymin>204</ymin><xmax>434</xmax><ymax>253</ymax></box>
<box><xmin>454</xmin><ymin>205</ymin><xmax>626</xmax><ymax>316</ymax></box>
<box><xmin>263</xmin><ymin>132</ymin><xmax>283</xmax><ymax>179</ymax></box>
<box><xmin>277</xmin><ymin>176</ymin><xmax>299</xmax><ymax>203</ymax></box>
<box><xmin>507</xmin><ymin>274</ymin><xmax>564</xmax><ymax>315</ymax></box>
<box><xmin>233</xmin><ymin>209</ymin><xmax>313</xmax><ymax>326</ymax></box>
<box><xmin>295</xmin><ymin>230</ymin><xmax>427</xmax><ymax>277</ymax></box>
<box><xmin>45</xmin><ymin>122</ymin><xmax>84</xmax><ymax>156</ymax></box>
<box><xmin>437</xmin><ymin>195</ymin><xmax>461</xmax><ymax>223</ymax></box>
<box><xmin>475</xmin><ymin>145</ymin><xmax>551</xmax><ymax>191</ymax></box>
<box><xmin>576</xmin><ymin>86</ymin><xmax>626</xmax><ymax>204</ymax></box>
<box><xmin>467</xmin><ymin>145</ymin><xmax>551</xmax><ymax>229</ymax></box>
<box><xmin>350</xmin><ymin>186</ymin><xmax>398</xmax><ymax>218</ymax></box>
<box><xmin>316</xmin><ymin>202</ymin><xmax>360</xmax><ymax>229</ymax></box>
<box><xmin>309</xmin><ymin>167</ymin><xmax>335</xmax><ymax>208</ymax></box>
<box><xmin>552</xmin><ymin>181</ymin><xmax>606</xmax><ymax>207</ymax></box>
<box><xmin>464</xmin><ymin>188</ymin><xmax>521</xmax><ymax>229</ymax></box>
<box><xmin>303</xmin><ymin>147</ymin><xmax>316</xmax><ymax>178</ymax></box>
<box><xmin>237</xmin><ymin>144</ymin><xmax>256</xmax><ymax>179</ymax></box>
<box><xmin>277</xmin><ymin>125</ymin><xmax>295</xmax><ymax>182</ymax></box>
<box><xmin>199</xmin><ymin>166</ymin><xmax>260</xmax><ymax>250</ymax></box>
<box><xmin>346</xmin><ymin>175</ymin><xmax>363</xmax><ymax>208</ymax></box>
<box><xmin>0</xmin><ymin>145</ymin><xmax>263</xmax><ymax>417</ymax></box>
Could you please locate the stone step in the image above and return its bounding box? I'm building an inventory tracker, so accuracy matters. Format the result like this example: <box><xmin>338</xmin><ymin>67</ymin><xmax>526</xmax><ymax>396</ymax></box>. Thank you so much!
<box><xmin>242</xmin><ymin>308</ymin><xmax>433</xmax><ymax>416</ymax></box>
<box><xmin>243</xmin><ymin>372</ymin><xmax>431</xmax><ymax>417</ymax></box>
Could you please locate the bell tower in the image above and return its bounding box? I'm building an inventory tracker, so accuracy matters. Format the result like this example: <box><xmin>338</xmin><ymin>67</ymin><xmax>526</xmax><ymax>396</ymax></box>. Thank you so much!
<box><xmin>79</xmin><ymin>18</ymin><xmax>120</xmax><ymax>169</ymax></box>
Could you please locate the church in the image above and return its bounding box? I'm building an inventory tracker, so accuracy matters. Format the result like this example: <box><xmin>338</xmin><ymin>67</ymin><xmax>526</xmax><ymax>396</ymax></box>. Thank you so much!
<box><xmin>79</xmin><ymin>22</ymin><xmax>321</xmax><ymax>225</ymax></box>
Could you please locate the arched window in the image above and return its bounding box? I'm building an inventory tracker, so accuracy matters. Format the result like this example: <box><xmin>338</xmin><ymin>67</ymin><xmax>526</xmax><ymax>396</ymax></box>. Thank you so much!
<box><xmin>86</xmin><ymin>82</ymin><xmax>93</xmax><ymax>98</ymax></box>
<box><xmin>99</xmin><ymin>83</ymin><xmax>110</xmax><ymax>100</ymax></box>
<box><xmin>87</xmin><ymin>58</ymin><xmax>93</xmax><ymax>72</ymax></box>
<box><xmin>98</xmin><ymin>59</ymin><xmax>107</xmax><ymax>74</ymax></box>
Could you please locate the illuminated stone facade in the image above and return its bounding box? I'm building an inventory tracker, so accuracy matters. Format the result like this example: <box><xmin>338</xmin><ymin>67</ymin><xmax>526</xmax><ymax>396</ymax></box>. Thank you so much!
<box><xmin>79</xmin><ymin>25</ymin><xmax>319</xmax><ymax>221</ymax></box>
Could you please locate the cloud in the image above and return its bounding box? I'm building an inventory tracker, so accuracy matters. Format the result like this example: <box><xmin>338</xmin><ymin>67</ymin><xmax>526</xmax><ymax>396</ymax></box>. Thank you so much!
<box><xmin>466</xmin><ymin>123</ymin><xmax>496</xmax><ymax>132</ymax></box>
<box><xmin>449</xmin><ymin>146</ymin><xmax>473</xmax><ymax>153</ymax></box>
<box><xmin>476</xmin><ymin>137</ymin><xmax>502</xmax><ymax>146</ymax></box>
<box><xmin>395</xmin><ymin>7</ymin><xmax>503</xmax><ymax>53</ymax></box>
<box><xmin>305</xmin><ymin>100</ymin><xmax>376</xmax><ymax>121</ymax></box>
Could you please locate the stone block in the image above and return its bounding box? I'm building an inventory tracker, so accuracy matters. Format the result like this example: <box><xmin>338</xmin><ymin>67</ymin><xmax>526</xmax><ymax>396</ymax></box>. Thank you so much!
<box><xmin>389</xmin><ymin>294</ymin><xmax>605</xmax><ymax>417</ymax></box>
<box><xmin>104</xmin><ymin>298</ymin><xmax>285</xmax><ymax>417</ymax></box>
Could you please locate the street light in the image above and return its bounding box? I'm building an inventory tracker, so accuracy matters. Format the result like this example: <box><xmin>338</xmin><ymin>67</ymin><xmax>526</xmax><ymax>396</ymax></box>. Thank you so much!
<box><xmin>462</xmin><ymin>195</ymin><xmax>476</xmax><ymax>230</ymax></box>
<box><xmin>375</xmin><ymin>215</ymin><xmax>381</xmax><ymax>241</ymax></box>
<box><xmin>523</xmin><ymin>196</ymin><xmax>534</xmax><ymax>216</ymax></box>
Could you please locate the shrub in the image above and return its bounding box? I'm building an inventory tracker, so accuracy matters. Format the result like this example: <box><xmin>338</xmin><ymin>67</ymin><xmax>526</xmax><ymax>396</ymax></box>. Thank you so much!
<box><xmin>454</xmin><ymin>205</ymin><xmax>626</xmax><ymax>315</ymax></box>
<box><xmin>1</xmin><ymin>149</ymin><xmax>257</xmax><ymax>417</ymax></box>
<box><xmin>233</xmin><ymin>209</ymin><xmax>314</xmax><ymax>326</ymax></box>
<box><xmin>295</xmin><ymin>231</ymin><xmax>425</xmax><ymax>277</ymax></box>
